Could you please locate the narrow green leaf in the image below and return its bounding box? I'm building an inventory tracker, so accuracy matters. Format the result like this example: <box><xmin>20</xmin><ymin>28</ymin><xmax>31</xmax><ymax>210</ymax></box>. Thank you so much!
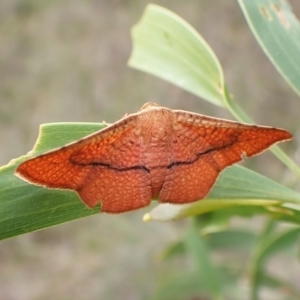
<box><xmin>208</xmin><ymin>230</ymin><xmax>256</xmax><ymax>251</ymax></box>
<box><xmin>256</xmin><ymin>271</ymin><xmax>300</xmax><ymax>298</ymax></box>
<box><xmin>160</xmin><ymin>229</ymin><xmax>256</xmax><ymax>261</ymax></box>
<box><xmin>148</xmin><ymin>270</ymin><xmax>208</xmax><ymax>300</ymax></box>
<box><xmin>159</xmin><ymin>240</ymin><xmax>186</xmax><ymax>261</ymax></box>
<box><xmin>129</xmin><ymin>2</ymin><xmax>300</xmax><ymax>110</ymax></box>
<box><xmin>249</xmin><ymin>226</ymin><xmax>300</xmax><ymax>299</ymax></box>
<box><xmin>185</xmin><ymin>220</ymin><xmax>223</xmax><ymax>298</ymax></box>
<box><xmin>238</xmin><ymin>0</ymin><xmax>300</xmax><ymax>97</ymax></box>
<box><xmin>128</xmin><ymin>4</ymin><xmax>300</xmax><ymax>178</ymax></box>
<box><xmin>0</xmin><ymin>123</ymin><xmax>105</xmax><ymax>240</ymax></box>
<box><xmin>4</xmin><ymin>121</ymin><xmax>299</xmax><ymax>240</ymax></box>
<box><xmin>256</xmin><ymin>227</ymin><xmax>300</xmax><ymax>266</ymax></box>
<box><xmin>128</xmin><ymin>4</ymin><xmax>225</xmax><ymax>106</ymax></box>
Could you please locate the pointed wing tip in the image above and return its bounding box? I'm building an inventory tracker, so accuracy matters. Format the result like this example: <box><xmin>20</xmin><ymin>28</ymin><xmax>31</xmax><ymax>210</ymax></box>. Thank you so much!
<box><xmin>285</xmin><ymin>130</ymin><xmax>293</xmax><ymax>140</ymax></box>
<box><xmin>15</xmin><ymin>162</ymin><xmax>27</xmax><ymax>179</ymax></box>
<box><xmin>266</xmin><ymin>127</ymin><xmax>292</xmax><ymax>143</ymax></box>
<box><xmin>277</xmin><ymin>128</ymin><xmax>293</xmax><ymax>143</ymax></box>
<box><xmin>14</xmin><ymin>160</ymin><xmax>41</xmax><ymax>186</ymax></box>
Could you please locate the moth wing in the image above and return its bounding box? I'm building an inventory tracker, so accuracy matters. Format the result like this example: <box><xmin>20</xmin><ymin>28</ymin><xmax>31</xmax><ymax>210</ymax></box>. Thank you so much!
<box><xmin>16</xmin><ymin>115</ymin><xmax>152</xmax><ymax>212</ymax></box>
<box><xmin>159</xmin><ymin>111</ymin><xmax>292</xmax><ymax>203</ymax></box>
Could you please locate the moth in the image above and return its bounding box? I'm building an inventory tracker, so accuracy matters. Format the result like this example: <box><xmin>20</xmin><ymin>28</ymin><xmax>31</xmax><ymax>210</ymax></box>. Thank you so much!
<box><xmin>16</xmin><ymin>102</ymin><xmax>292</xmax><ymax>213</ymax></box>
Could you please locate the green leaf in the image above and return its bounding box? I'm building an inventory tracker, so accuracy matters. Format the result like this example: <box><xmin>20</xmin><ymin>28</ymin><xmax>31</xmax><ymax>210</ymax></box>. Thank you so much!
<box><xmin>4</xmin><ymin>122</ymin><xmax>299</xmax><ymax>240</ymax></box>
<box><xmin>256</xmin><ymin>271</ymin><xmax>300</xmax><ymax>298</ymax></box>
<box><xmin>208</xmin><ymin>230</ymin><xmax>256</xmax><ymax>251</ymax></box>
<box><xmin>159</xmin><ymin>240</ymin><xmax>186</xmax><ymax>261</ymax></box>
<box><xmin>128</xmin><ymin>4</ymin><xmax>225</xmax><ymax>106</ymax></box>
<box><xmin>143</xmin><ymin>166</ymin><xmax>300</xmax><ymax>222</ymax></box>
<box><xmin>33</xmin><ymin>122</ymin><xmax>106</xmax><ymax>153</ymax></box>
<box><xmin>160</xmin><ymin>229</ymin><xmax>256</xmax><ymax>261</ymax></box>
<box><xmin>249</xmin><ymin>226</ymin><xmax>300</xmax><ymax>299</ymax></box>
<box><xmin>0</xmin><ymin>123</ymin><xmax>105</xmax><ymax>241</ymax></box>
<box><xmin>238</xmin><ymin>0</ymin><xmax>300</xmax><ymax>97</ymax></box>
<box><xmin>129</xmin><ymin>4</ymin><xmax>300</xmax><ymax>179</ymax></box>
<box><xmin>148</xmin><ymin>270</ymin><xmax>208</xmax><ymax>300</ymax></box>
<box><xmin>184</xmin><ymin>220</ymin><xmax>223</xmax><ymax>298</ymax></box>
<box><xmin>255</xmin><ymin>226</ymin><xmax>300</xmax><ymax>267</ymax></box>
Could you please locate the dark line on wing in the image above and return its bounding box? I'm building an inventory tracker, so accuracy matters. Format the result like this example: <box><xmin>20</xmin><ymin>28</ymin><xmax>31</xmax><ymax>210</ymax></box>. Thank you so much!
<box><xmin>71</xmin><ymin>140</ymin><xmax>236</xmax><ymax>172</ymax></box>
<box><xmin>167</xmin><ymin>141</ymin><xmax>234</xmax><ymax>169</ymax></box>
<box><xmin>72</xmin><ymin>160</ymin><xmax>151</xmax><ymax>173</ymax></box>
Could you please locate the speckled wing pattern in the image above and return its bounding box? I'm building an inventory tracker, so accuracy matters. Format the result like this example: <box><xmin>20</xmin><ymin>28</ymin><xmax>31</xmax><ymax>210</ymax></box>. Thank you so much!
<box><xmin>16</xmin><ymin>115</ymin><xmax>152</xmax><ymax>213</ymax></box>
<box><xmin>159</xmin><ymin>110</ymin><xmax>292</xmax><ymax>203</ymax></box>
<box><xmin>16</xmin><ymin>103</ymin><xmax>292</xmax><ymax>213</ymax></box>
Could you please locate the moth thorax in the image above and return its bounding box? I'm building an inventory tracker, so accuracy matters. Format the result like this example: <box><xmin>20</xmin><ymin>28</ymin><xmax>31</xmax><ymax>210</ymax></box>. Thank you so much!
<box><xmin>140</xmin><ymin>109</ymin><xmax>174</xmax><ymax>144</ymax></box>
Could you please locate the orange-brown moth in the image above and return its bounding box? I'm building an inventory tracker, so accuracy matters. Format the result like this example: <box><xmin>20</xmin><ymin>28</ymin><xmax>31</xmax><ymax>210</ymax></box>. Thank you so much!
<box><xmin>16</xmin><ymin>102</ymin><xmax>292</xmax><ymax>213</ymax></box>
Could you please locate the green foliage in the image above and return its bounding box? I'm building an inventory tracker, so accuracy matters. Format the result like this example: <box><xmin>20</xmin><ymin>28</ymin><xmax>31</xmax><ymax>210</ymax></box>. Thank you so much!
<box><xmin>238</xmin><ymin>0</ymin><xmax>300</xmax><ymax>98</ymax></box>
<box><xmin>3</xmin><ymin>123</ymin><xmax>299</xmax><ymax>240</ymax></box>
<box><xmin>145</xmin><ymin>165</ymin><xmax>300</xmax><ymax>222</ymax></box>
<box><xmin>129</xmin><ymin>3</ymin><xmax>300</xmax><ymax>177</ymax></box>
<box><xmin>128</xmin><ymin>4</ymin><xmax>225</xmax><ymax>107</ymax></box>
<box><xmin>0</xmin><ymin>1</ymin><xmax>300</xmax><ymax>299</ymax></box>
<box><xmin>0</xmin><ymin>124</ymin><xmax>103</xmax><ymax>240</ymax></box>
<box><xmin>128</xmin><ymin>3</ymin><xmax>300</xmax><ymax>300</ymax></box>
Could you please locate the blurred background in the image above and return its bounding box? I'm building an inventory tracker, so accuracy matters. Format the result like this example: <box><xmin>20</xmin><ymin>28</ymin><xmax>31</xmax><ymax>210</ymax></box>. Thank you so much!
<box><xmin>0</xmin><ymin>0</ymin><xmax>300</xmax><ymax>299</ymax></box>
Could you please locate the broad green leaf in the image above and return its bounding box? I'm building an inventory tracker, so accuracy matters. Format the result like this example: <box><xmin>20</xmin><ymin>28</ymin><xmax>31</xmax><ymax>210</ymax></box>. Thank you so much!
<box><xmin>0</xmin><ymin>123</ymin><xmax>105</xmax><ymax>241</ymax></box>
<box><xmin>3</xmin><ymin>120</ymin><xmax>299</xmax><ymax>240</ymax></box>
<box><xmin>128</xmin><ymin>4</ymin><xmax>225</xmax><ymax>106</ymax></box>
<box><xmin>3</xmin><ymin>121</ymin><xmax>299</xmax><ymax>240</ymax></box>
<box><xmin>238</xmin><ymin>0</ymin><xmax>300</xmax><ymax>97</ymax></box>
<box><xmin>129</xmin><ymin>4</ymin><xmax>300</xmax><ymax>179</ymax></box>
<box><xmin>143</xmin><ymin>166</ymin><xmax>300</xmax><ymax>222</ymax></box>
<box><xmin>33</xmin><ymin>122</ymin><xmax>106</xmax><ymax>153</ymax></box>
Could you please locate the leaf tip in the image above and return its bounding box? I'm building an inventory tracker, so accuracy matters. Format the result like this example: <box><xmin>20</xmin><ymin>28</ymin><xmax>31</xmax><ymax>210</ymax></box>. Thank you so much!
<box><xmin>143</xmin><ymin>213</ymin><xmax>152</xmax><ymax>222</ymax></box>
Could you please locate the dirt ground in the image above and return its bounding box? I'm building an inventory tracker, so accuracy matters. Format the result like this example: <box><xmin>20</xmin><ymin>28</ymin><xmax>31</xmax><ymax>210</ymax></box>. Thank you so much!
<box><xmin>1</xmin><ymin>1</ymin><xmax>300</xmax><ymax>299</ymax></box>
